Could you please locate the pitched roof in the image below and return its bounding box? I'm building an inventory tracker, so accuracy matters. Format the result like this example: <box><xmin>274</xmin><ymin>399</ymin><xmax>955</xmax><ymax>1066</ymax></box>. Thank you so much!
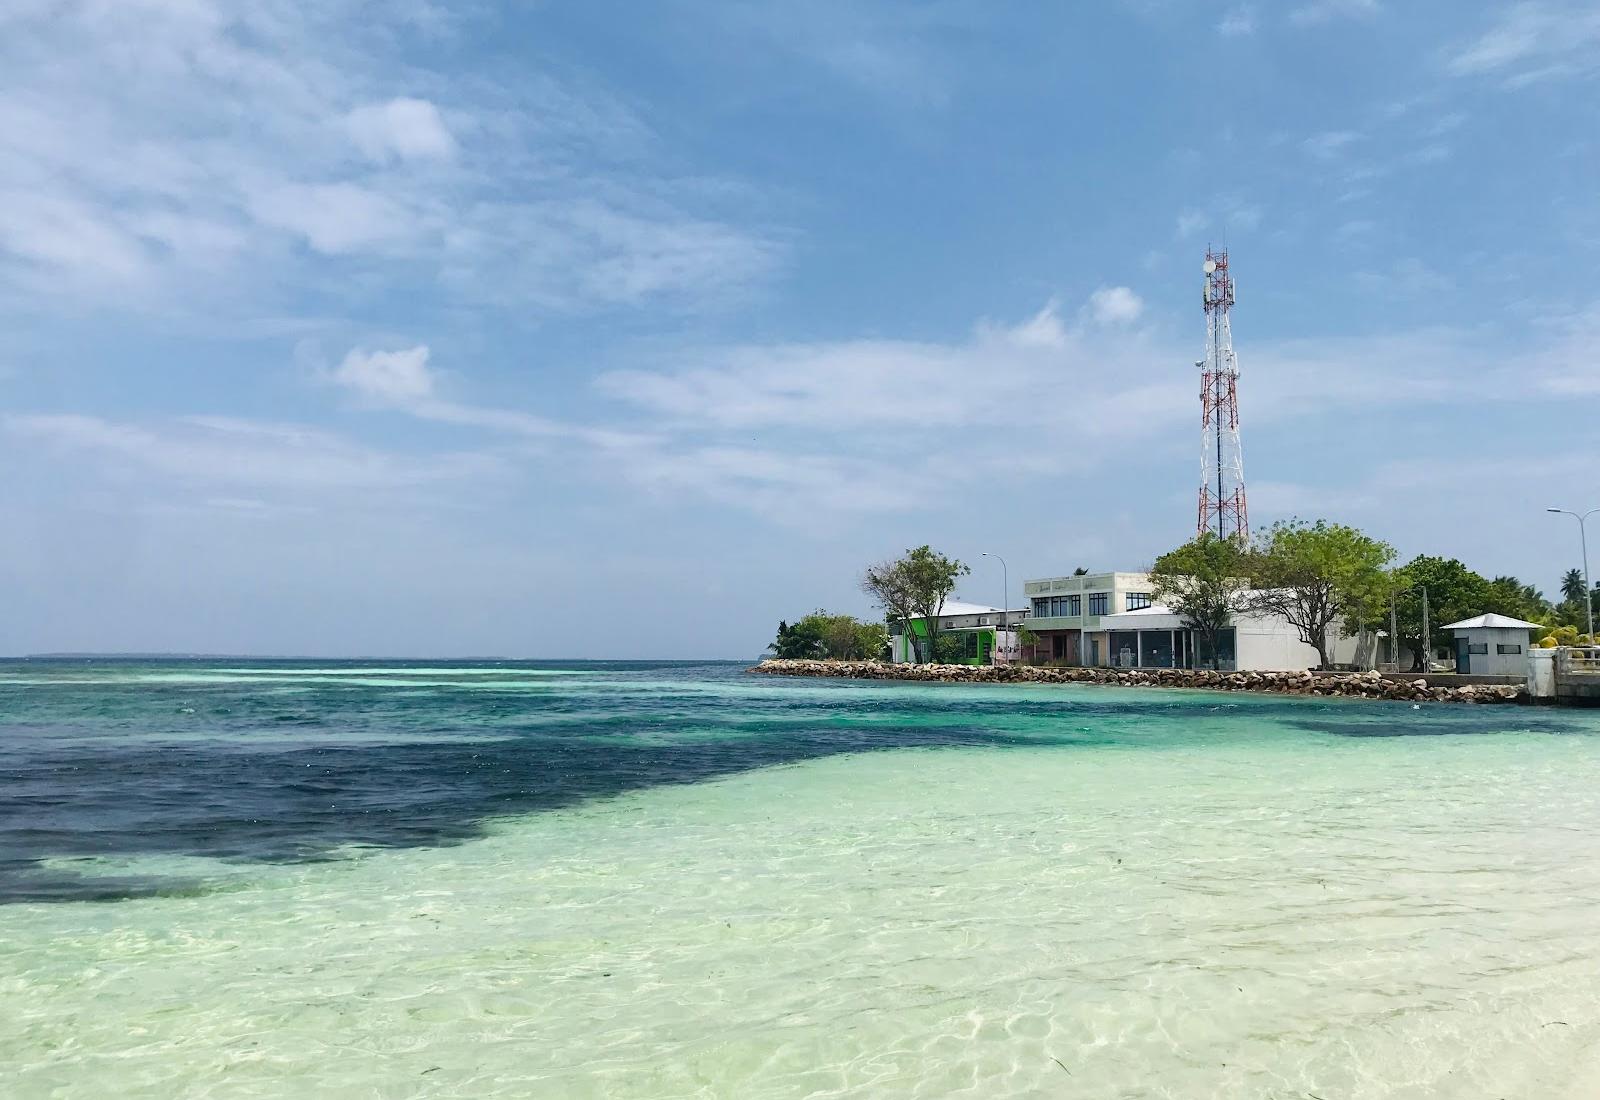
<box><xmin>1441</xmin><ymin>613</ymin><xmax>1543</xmax><ymax>631</ymax></box>
<box><xmin>932</xmin><ymin>600</ymin><xmax>1008</xmax><ymax>617</ymax></box>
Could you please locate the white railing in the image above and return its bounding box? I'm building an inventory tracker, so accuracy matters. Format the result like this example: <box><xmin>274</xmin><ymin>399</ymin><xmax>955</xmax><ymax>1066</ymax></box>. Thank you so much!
<box><xmin>1558</xmin><ymin>646</ymin><xmax>1600</xmax><ymax>676</ymax></box>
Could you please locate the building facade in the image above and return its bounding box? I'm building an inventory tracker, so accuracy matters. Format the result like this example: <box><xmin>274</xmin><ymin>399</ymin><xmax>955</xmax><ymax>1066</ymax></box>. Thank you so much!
<box><xmin>888</xmin><ymin>601</ymin><xmax>1026</xmax><ymax>665</ymax></box>
<box><xmin>1096</xmin><ymin>603</ymin><xmax>1361</xmax><ymax>671</ymax></box>
<box><xmin>1443</xmin><ymin>614</ymin><xmax>1540</xmax><ymax>676</ymax></box>
<box><xmin>1021</xmin><ymin>571</ymin><xmax>1156</xmax><ymax>666</ymax></box>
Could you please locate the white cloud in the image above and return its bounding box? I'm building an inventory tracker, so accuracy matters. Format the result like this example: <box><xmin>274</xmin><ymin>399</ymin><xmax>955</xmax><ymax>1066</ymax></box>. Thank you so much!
<box><xmin>1218</xmin><ymin>7</ymin><xmax>1256</xmax><ymax>36</ymax></box>
<box><xmin>0</xmin><ymin>3</ymin><xmax>780</xmax><ymax>316</ymax></box>
<box><xmin>1303</xmin><ymin>130</ymin><xmax>1362</xmax><ymax>160</ymax></box>
<box><xmin>6</xmin><ymin>413</ymin><xmax>496</xmax><ymax>492</ymax></box>
<box><xmin>1086</xmin><ymin>286</ymin><xmax>1145</xmax><ymax>326</ymax></box>
<box><xmin>1175</xmin><ymin>201</ymin><xmax>1258</xmax><ymax>243</ymax></box>
<box><xmin>1290</xmin><ymin>0</ymin><xmax>1380</xmax><ymax>26</ymax></box>
<box><xmin>1444</xmin><ymin>3</ymin><xmax>1600</xmax><ymax>82</ymax></box>
<box><xmin>0</xmin><ymin>191</ymin><xmax>149</xmax><ymax>287</ymax></box>
<box><xmin>248</xmin><ymin>183</ymin><xmax>416</xmax><ymax>255</ymax></box>
<box><xmin>345</xmin><ymin>97</ymin><xmax>455</xmax><ymax>162</ymax></box>
<box><xmin>1527</xmin><ymin>305</ymin><xmax>1600</xmax><ymax>395</ymax></box>
<box><xmin>333</xmin><ymin>346</ymin><xmax>437</xmax><ymax>405</ymax></box>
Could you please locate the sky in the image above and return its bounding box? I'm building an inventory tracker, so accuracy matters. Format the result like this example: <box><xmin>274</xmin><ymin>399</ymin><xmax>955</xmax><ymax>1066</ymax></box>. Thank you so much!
<box><xmin>2</xmin><ymin>0</ymin><xmax>1598</xmax><ymax>658</ymax></box>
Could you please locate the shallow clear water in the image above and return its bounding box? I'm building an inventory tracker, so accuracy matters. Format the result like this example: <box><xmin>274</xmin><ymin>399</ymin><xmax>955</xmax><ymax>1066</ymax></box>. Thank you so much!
<box><xmin>5</xmin><ymin>659</ymin><xmax>1600</xmax><ymax>1098</ymax></box>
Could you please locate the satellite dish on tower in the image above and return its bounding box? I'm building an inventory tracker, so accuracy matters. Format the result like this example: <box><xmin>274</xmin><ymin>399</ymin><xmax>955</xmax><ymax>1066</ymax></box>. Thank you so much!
<box><xmin>1203</xmin><ymin>259</ymin><xmax>1217</xmax><ymax>274</ymax></box>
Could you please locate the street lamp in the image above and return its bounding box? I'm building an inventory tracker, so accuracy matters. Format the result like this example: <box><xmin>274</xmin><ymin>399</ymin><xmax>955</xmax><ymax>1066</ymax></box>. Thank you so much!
<box><xmin>981</xmin><ymin>552</ymin><xmax>1009</xmax><ymax>664</ymax></box>
<box><xmin>1547</xmin><ymin>507</ymin><xmax>1597</xmax><ymax>640</ymax></box>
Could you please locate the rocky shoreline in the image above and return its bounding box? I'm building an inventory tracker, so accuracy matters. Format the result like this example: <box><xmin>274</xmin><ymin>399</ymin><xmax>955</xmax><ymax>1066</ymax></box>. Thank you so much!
<box><xmin>748</xmin><ymin>659</ymin><xmax>1529</xmax><ymax>704</ymax></box>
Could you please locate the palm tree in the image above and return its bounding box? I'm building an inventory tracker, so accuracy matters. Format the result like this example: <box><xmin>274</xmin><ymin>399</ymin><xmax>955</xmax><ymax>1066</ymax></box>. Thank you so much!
<box><xmin>1562</xmin><ymin>568</ymin><xmax>1587</xmax><ymax>605</ymax></box>
<box><xmin>767</xmin><ymin>621</ymin><xmax>821</xmax><ymax>659</ymax></box>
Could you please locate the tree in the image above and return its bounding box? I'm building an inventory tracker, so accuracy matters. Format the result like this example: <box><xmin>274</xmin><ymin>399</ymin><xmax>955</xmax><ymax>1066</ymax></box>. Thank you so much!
<box><xmin>769</xmin><ymin>612</ymin><xmax>889</xmax><ymax>661</ymax></box>
<box><xmin>1552</xmin><ymin>569</ymin><xmax>1597</xmax><ymax>632</ymax></box>
<box><xmin>862</xmin><ymin>546</ymin><xmax>968</xmax><ymax>663</ymax></box>
<box><xmin>812</xmin><ymin>612</ymin><xmax>887</xmax><ymax>660</ymax></box>
<box><xmin>1243</xmin><ymin>519</ymin><xmax>1396</xmax><ymax>670</ymax></box>
<box><xmin>901</xmin><ymin>546</ymin><xmax>970</xmax><ymax>661</ymax></box>
<box><xmin>1391</xmin><ymin>556</ymin><xmax>1492</xmax><ymax>671</ymax></box>
<box><xmin>861</xmin><ymin>557</ymin><xmax>920</xmax><ymax>662</ymax></box>
<box><xmin>767</xmin><ymin>619</ymin><xmax>822</xmax><ymax>660</ymax></box>
<box><xmin>1148</xmin><ymin>533</ymin><xmax>1252</xmax><ymax>671</ymax></box>
<box><xmin>1343</xmin><ymin>567</ymin><xmax>1409</xmax><ymax>671</ymax></box>
<box><xmin>1483</xmin><ymin>575</ymin><xmax>1550</xmax><ymax>624</ymax></box>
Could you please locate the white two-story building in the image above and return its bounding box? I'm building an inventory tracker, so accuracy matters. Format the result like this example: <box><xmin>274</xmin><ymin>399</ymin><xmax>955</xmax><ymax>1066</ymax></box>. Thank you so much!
<box><xmin>1022</xmin><ymin>571</ymin><xmax>1157</xmax><ymax>666</ymax></box>
<box><xmin>1023</xmin><ymin>570</ymin><xmax>1362</xmax><ymax>671</ymax></box>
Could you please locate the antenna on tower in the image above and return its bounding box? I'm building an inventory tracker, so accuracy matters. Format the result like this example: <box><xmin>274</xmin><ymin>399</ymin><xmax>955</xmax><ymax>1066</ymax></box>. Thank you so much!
<box><xmin>1197</xmin><ymin>248</ymin><xmax>1249</xmax><ymax>542</ymax></box>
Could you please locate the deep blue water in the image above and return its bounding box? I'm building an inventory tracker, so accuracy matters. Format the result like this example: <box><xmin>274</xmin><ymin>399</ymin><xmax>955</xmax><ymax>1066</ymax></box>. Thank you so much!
<box><xmin>3</xmin><ymin>658</ymin><xmax>1593</xmax><ymax>905</ymax></box>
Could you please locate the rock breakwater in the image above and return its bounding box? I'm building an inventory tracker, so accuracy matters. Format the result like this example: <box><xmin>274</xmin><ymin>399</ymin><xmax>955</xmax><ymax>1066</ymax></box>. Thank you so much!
<box><xmin>749</xmin><ymin>659</ymin><xmax>1527</xmax><ymax>704</ymax></box>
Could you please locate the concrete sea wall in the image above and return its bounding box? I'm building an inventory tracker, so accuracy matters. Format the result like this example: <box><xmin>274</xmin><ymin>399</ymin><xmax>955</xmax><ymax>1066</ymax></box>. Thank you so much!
<box><xmin>749</xmin><ymin>659</ymin><xmax>1529</xmax><ymax>705</ymax></box>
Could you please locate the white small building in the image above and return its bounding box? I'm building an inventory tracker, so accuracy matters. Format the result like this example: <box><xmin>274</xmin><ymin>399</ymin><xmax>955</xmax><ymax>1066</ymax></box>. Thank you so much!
<box><xmin>1096</xmin><ymin>601</ymin><xmax>1362</xmax><ymax>672</ymax></box>
<box><xmin>1442</xmin><ymin>613</ymin><xmax>1540</xmax><ymax>676</ymax></box>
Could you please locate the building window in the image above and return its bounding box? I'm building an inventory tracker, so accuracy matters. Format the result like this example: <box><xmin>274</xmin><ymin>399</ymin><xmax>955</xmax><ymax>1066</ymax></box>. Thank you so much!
<box><xmin>1088</xmin><ymin>593</ymin><xmax>1109</xmax><ymax>616</ymax></box>
<box><xmin>1125</xmin><ymin>592</ymin><xmax>1152</xmax><ymax>611</ymax></box>
<box><xmin>1067</xmin><ymin>595</ymin><xmax>1081</xmax><ymax>616</ymax></box>
<box><xmin>1032</xmin><ymin>597</ymin><xmax>1049</xmax><ymax>617</ymax></box>
<box><xmin>1467</xmin><ymin>643</ymin><xmax>1489</xmax><ymax>655</ymax></box>
<box><xmin>1497</xmin><ymin>644</ymin><xmax>1523</xmax><ymax>655</ymax></box>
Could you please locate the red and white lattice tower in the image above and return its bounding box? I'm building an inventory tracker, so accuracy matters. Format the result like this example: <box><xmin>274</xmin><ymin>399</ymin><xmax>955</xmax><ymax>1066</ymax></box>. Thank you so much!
<box><xmin>1197</xmin><ymin>248</ymin><xmax>1249</xmax><ymax>541</ymax></box>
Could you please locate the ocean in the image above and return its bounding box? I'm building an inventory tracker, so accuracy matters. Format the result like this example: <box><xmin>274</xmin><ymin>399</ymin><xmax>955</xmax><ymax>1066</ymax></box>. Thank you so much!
<box><xmin>5</xmin><ymin>659</ymin><xmax>1600</xmax><ymax>1098</ymax></box>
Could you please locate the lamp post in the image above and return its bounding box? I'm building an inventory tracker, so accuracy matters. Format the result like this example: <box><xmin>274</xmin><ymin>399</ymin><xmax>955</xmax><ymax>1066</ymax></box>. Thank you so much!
<box><xmin>1547</xmin><ymin>507</ymin><xmax>1597</xmax><ymax>640</ymax></box>
<box><xmin>981</xmin><ymin>552</ymin><xmax>1008</xmax><ymax>665</ymax></box>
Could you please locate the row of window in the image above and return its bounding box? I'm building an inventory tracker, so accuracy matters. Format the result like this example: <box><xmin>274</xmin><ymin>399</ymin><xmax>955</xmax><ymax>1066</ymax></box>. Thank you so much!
<box><xmin>1032</xmin><ymin>595</ymin><xmax>1082</xmax><ymax>618</ymax></box>
<box><xmin>1030</xmin><ymin>592</ymin><xmax>1150</xmax><ymax>618</ymax></box>
<box><xmin>1466</xmin><ymin>643</ymin><xmax>1524</xmax><ymax>655</ymax></box>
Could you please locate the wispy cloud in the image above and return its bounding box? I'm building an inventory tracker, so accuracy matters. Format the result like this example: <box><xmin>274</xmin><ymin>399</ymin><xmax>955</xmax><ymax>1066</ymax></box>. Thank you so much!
<box><xmin>1289</xmin><ymin>0</ymin><xmax>1381</xmax><ymax>26</ymax></box>
<box><xmin>345</xmin><ymin>98</ymin><xmax>457</xmax><ymax>163</ymax></box>
<box><xmin>6</xmin><ymin>413</ymin><xmax>499</xmax><ymax>493</ymax></box>
<box><xmin>15</xmin><ymin>287</ymin><xmax>1599</xmax><ymax>530</ymax></box>
<box><xmin>1444</xmin><ymin>3</ymin><xmax>1600</xmax><ymax>83</ymax></box>
<box><xmin>1303</xmin><ymin>130</ymin><xmax>1363</xmax><ymax>160</ymax></box>
<box><xmin>1218</xmin><ymin>6</ymin><xmax>1256</xmax><ymax>37</ymax></box>
<box><xmin>0</xmin><ymin>1</ymin><xmax>780</xmax><ymax>319</ymax></box>
<box><xmin>1086</xmin><ymin>286</ymin><xmax>1146</xmax><ymax>325</ymax></box>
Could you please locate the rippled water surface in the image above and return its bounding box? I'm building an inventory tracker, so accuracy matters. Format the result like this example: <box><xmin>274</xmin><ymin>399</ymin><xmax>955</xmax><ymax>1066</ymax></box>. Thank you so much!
<box><xmin>6</xmin><ymin>659</ymin><xmax>1600</xmax><ymax>1098</ymax></box>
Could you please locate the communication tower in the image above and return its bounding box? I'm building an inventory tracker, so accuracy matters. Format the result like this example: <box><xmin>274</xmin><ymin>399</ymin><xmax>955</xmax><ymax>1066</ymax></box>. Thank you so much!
<box><xmin>1198</xmin><ymin>248</ymin><xmax>1249</xmax><ymax>541</ymax></box>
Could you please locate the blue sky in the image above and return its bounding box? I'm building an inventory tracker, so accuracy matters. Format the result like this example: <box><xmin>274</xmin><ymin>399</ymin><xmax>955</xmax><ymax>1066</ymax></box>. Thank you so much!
<box><xmin>3</xmin><ymin>0</ymin><xmax>1598</xmax><ymax>657</ymax></box>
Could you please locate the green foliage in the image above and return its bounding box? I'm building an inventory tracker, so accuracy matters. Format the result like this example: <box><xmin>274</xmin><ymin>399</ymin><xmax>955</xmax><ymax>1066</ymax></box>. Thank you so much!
<box><xmin>1533</xmin><ymin>630</ymin><xmax>1596</xmax><ymax>647</ymax></box>
<box><xmin>1391</xmin><ymin>556</ymin><xmax>1496</xmax><ymax>670</ymax></box>
<box><xmin>1549</xmin><ymin>568</ymin><xmax>1598</xmax><ymax>631</ymax></box>
<box><xmin>1149</xmin><ymin>532</ymin><xmax>1251</xmax><ymax>671</ymax></box>
<box><xmin>767</xmin><ymin>619</ymin><xmax>821</xmax><ymax>660</ymax></box>
<box><xmin>1243</xmin><ymin>519</ymin><xmax>1396</xmax><ymax>669</ymax></box>
<box><xmin>860</xmin><ymin>545</ymin><xmax>968</xmax><ymax>663</ymax></box>
<box><xmin>1484</xmin><ymin>575</ymin><xmax>1551</xmax><ymax>624</ymax></box>
<box><xmin>769</xmin><ymin>612</ymin><xmax>886</xmax><ymax>660</ymax></box>
<box><xmin>931</xmin><ymin>633</ymin><xmax>970</xmax><ymax>663</ymax></box>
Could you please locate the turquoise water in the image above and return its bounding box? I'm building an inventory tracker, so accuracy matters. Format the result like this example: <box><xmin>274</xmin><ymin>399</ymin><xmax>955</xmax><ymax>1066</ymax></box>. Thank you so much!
<box><xmin>6</xmin><ymin>660</ymin><xmax>1600</xmax><ymax>1098</ymax></box>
